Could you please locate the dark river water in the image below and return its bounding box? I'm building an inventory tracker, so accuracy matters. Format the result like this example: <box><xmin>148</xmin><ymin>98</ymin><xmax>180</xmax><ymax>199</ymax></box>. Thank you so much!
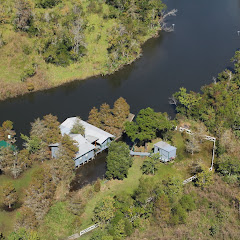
<box><xmin>1</xmin><ymin>0</ymin><xmax>240</xmax><ymax>188</ymax></box>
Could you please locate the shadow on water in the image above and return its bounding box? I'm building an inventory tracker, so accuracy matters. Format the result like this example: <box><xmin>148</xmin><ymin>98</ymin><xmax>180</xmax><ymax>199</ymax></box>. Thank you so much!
<box><xmin>70</xmin><ymin>135</ymin><xmax>130</xmax><ymax>191</ymax></box>
<box><xmin>105</xmin><ymin>34</ymin><xmax>165</xmax><ymax>89</ymax></box>
<box><xmin>70</xmin><ymin>151</ymin><xmax>108</xmax><ymax>191</ymax></box>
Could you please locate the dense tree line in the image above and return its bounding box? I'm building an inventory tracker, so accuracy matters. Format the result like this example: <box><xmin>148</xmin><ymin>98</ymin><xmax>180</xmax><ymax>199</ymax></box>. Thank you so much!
<box><xmin>0</xmin><ymin>114</ymin><xmax>78</xmax><ymax>233</ymax></box>
<box><xmin>0</xmin><ymin>0</ymin><xmax>166</xmax><ymax>68</ymax></box>
<box><xmin>88</xmin><ymin>97</ymin><xmax>130</xmax><ymax>136</ymax></box>
<box><xmin>173</xmin><ymin>51</ymin><xmax>240</xmax><ymax>184</ymax></box>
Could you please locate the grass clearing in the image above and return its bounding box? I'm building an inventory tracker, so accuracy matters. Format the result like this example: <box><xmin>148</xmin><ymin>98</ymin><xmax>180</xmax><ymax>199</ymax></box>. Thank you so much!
<box><xmin>80</xmin><ymin>157</ymin><xmax>143</xmax><ymax>230</ymax></box>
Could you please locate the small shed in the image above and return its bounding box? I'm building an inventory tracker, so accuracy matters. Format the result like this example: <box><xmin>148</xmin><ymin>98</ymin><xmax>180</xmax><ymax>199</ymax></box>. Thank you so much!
<box><xmin>154</xmin><ymin>141</ymin><xmax>177</xmax><ymax>162</ymax></box>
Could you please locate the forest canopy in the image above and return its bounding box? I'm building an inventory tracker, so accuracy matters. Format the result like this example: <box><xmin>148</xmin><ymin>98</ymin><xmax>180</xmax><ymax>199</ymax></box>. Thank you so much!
<box><xmin>0</xmin><ymin>0</ymin><xmax>167</xmax><ymax>100</ymax></box>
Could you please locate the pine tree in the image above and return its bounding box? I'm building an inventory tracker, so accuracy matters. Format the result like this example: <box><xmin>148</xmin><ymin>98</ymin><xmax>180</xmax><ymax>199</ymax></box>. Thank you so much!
<box><xmin>30</xmin><ymin>118</ymin><xmax>48</xmax><ymax>141</ymax></box>
<box><xmin>1</xmin><ymin>120</ymin><xmax>16</xmax><ymax>143</ymax></box>
<box><xmin>1</xmin><ymin>182</ymin><xmax>18</xmax><ymax>209</ymax></box>
<box><xmin>43</xmin><ymin>114</ymin><xmax>61</xmax><ymax>144</ymax></box>
<box><xmin>99</xmin><ymin>103</ymin><xmax>112</xmax><ymax>126</ymax></box>
<box><xmin>24</xmin><ymin>165</ymin><xmax>56</xmax><ymax>220</ymax></box>
<box><xmin>51</xmin><ymin>135</ymin><xmax>77</xmax><ymax>187</ymax></box>
<box><xmin>88</xmin><ymin>107</ymin><xmax>101</xmax><ymax>128</ymax></box>
<box><xmin>112</xmin><ymin>97</ymin><xmax>130</xmax><ymax>128</ymax></box>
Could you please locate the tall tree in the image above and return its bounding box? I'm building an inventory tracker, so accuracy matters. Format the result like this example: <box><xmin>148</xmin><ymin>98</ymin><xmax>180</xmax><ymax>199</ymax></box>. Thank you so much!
<box><xmin>141</xmin><ymin>153</ymin><xmax>159</xmax><ymax>175</ymax></box>
<box><xmin>1</xmin><ymin>120</ymin><xmax>16</xmax><ymax>143</ymax></box>
<box><xmin>0</xmin><ymin>146</ymin><xmax>21</xmax><ymax>178</ymax></box>
<box><xmin>70</xmin><ymin>117</ymin><xmax>85</xmax><ymax>136</ymax></box>
<box><xmin>106</xmin><ymin>142</ymin><xmax>132</xmax><ymax>180</ymax></box>
<box><xmin>99</xmin><ymin>103</ymin><xmax>112</xmax><ymax>126</ymax></box>
<box><xmin>215</xmin><ymin>154</ymin><xmax>240</xmax><ymax>176</ymax></box>
<box><xmin>1</xmin><ymin>182</ymin><xmax>18</xmax><ymax>209</ymax></box>
<box><xmin>43</xmin><ymin>114</ymin><xmax>61</xmax><ymax>144</ymax></box>
<box><xmin>93</xmin><ymin>196</ymin><xmax>115</xmax><ymax>224</ymax></box>
<box><xmin>125</xmin><ymin>108</ymin><xmax>173</xmax><ymax>144</ymax></box>
<box><xmin>30</xmin><ymin>118</ymin><xmax>47</xmax><ymax>141</ymax></box>
<box><xmin>14</xmin><ymin>0</ymin><xmax>32</xmax><ymax>32</ymax></box>
<box><xmin>112</xmin><ymin>97</ymin><xmax>130</xmax><ymax>128</ymax></box>
<box><xmin>24</xmin><ymin>165</ymin><xmax>56</xmax><ymax>220</ymax></box>
<box><xmin>162</xmin><ymin>177</ymin><xmax>183</xmax><ymax>204</ymax></box>
<box><xmin>51</xmin><ymin>136</ymin><xmax>77</xmax><ymax>187</ymax></box>
<box><xmin>195</xmin><ymin>168</ymin><xmax>213</xmax><ymax>189</ymax></box>
<box><xmin>18</xmin><ymin>149</ymin><xmax>31</xmax><ymax>170</ymax></box>
<box><xmin>185</xmin><ymin>135</ymin><xmax>201</xmax><ymax>155</ymax></box>
<box><xmin>88</xmin><ymin>107</ymin><xmax>102</xmax><ymax>128</ymax></box>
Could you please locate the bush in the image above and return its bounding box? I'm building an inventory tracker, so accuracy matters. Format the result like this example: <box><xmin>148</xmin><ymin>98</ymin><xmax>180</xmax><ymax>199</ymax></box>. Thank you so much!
<box><xmin>22</xmin><ymin>45</ymin><xmax>32</xmax><ymax>55</ymax></box>
<box><xmin>209</xmin><ymin>225</ymin><xmax>219</xmax><ymax>236</ymax></box>
<box><xmin>94</xmin><ymin>179</ymin><xmax>101</xmax><ymax>192</ymax></box>
<box><xmin>36</xmin><ymin>0</ymin><xmax>60</xmax><ymax>8</ymax></box>
<box><xmin>171</xmin><ymin>204</ymin><xmax>187</xmax><ymax>225</ymax></box>
<box><xmin>21</xmin><ymin>66</ymin><xmax>36</xmax><ymax>82</ymax></box>
<box><xmin>179</xmin><ymin>194</ymin><xmax>196</xmax><ymax>211</ymax></box>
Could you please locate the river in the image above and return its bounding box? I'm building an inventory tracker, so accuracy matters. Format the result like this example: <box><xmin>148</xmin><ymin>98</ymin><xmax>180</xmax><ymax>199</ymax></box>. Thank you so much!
<box><xmin>0</xmin><ymin>0</ymin><xmax>240</xmax><ymax>188</ymax></box>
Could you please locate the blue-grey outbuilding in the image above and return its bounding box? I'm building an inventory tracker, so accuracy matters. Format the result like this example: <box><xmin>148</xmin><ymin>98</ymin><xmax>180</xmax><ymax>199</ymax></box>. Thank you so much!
<box><xmin>154</xmin><ymin>141</ymin><xmax>177</xmax><ymax>162</ymax></box>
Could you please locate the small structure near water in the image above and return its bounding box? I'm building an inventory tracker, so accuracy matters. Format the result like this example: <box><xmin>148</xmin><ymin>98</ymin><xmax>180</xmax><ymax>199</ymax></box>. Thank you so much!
<box><xmin>49</xmin><ymin>117</ymin><xmax>115</xmax><ymax>167</ymax></box>
<box><xmin>154</xmin><ymin>141</ymin><xmax>177</xmax><ymax>162</ymax></box>
<box><xmin>130</xmin><ymin>141</ymin><xmax>177</xmax><ymax>162</ymax></box>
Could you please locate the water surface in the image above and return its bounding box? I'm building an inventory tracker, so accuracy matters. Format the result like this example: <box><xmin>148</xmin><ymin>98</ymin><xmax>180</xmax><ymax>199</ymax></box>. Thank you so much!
<box><xmin>0</xmin><ymin>0</ymin><xmax>239</xmax><ymax>187</ymax></box>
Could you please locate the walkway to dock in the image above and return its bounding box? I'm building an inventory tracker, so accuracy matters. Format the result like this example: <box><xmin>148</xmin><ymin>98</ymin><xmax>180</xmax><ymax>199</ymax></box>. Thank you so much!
<box><xmin>130</xmin><ymin>150</ymin><xmax>150</xmax><ymax>157</ymax></box>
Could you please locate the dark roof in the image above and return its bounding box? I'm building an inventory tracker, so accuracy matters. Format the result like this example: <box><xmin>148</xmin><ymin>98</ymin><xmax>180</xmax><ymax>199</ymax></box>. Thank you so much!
<box><xmin>49</xmin><ymin>143</ymin><xmax>60</xmax><ymax>147</ymax></box>
<box><xmin>154</xmin><ymin>141</ymin><xmax>177</xmax><ymax>152</ymax></box>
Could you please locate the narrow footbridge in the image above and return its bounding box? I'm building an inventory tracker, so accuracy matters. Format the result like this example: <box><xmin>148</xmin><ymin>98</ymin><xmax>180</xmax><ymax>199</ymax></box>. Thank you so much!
<box><xmin>130</xmin><ymin>150</ymin><xmax>151</xmax><ymax>157</ymax></box>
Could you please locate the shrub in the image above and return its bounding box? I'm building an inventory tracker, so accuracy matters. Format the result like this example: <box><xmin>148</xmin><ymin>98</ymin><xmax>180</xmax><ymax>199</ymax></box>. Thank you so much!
<box><xmin>27</xmin><ymin>83</ymin><xmax>34</xmax><ymax>91</ymax></box>
<box><xmin>171</xmin><ymin>204</ymin><xmax>187</xmax><ymax>225</ymax></box>
<box><xmin>21</xmin><ymin>66</ymin><xmax>36</xmax><ymax>82</ymax></box>
<box><xmin>36</xmin><ymin>0</ymin><xmax>60</xmax><ymax>8</ymax></box>
<box><xmin>179</xmin><ymin>194</ymin><xmax>196</xmax><ymax>211</ymax></box>
<box><xmin>94</xmin><ymin>179</ymin><xmax>101</xmax><ymax>192</ymax></box>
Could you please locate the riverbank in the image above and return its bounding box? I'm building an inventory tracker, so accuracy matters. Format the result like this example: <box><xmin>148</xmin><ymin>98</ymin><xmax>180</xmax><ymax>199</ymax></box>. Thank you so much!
<box><xmin>0</xmin><ymin>0</ymin><xmax>168</xmax><ymax>102</ymax></box>
<box><xmin>0</xmin><ymin>30</ymin><xmax>162</xmax><ymax>102</ymax></box>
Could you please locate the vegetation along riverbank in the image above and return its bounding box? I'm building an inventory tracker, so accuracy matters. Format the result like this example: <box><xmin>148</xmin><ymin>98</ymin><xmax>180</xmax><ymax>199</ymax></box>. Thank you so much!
<box><xmin>0</xmin><ymin>0</ymin><xmax>176</xmax><ymax>101</ymax></box>
<box><xmin>1</xmin><ymin>50</ymin><xmax>240</xmax><ymax>239</ymax></box>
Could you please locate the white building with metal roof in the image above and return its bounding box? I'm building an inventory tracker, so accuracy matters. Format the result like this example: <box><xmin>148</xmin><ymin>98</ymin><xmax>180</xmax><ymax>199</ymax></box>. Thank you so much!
<box><xmin>50</xmin><ymin>117</ymin><xmax>115</xmax><ymax>167</ymax></box>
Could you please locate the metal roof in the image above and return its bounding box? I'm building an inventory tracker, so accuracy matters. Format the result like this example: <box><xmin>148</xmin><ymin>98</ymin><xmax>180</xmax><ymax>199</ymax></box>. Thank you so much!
<box><xmin>60</xmin><ymin>117</ymin><xmax>115</xmax><ymax>144</ymax></box>
<box><xmin>154</xmin><ymin>141</ymin><xmax>177</xmax><ymax>152</ymax></box>
<box><xmin>85</xmin><ymin>135</ymin><xmax>99</xmax><ymax>143</ymax></box>
<box><xmin>69</xmin><ymin>134</ymin><xmax>96</xmax><ymax>158</ymax></box>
